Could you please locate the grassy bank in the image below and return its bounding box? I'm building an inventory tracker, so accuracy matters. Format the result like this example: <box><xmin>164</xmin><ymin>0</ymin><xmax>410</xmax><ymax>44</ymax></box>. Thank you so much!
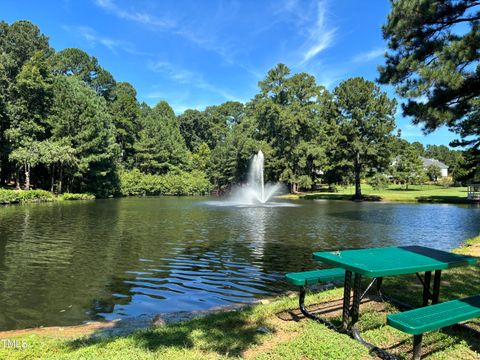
<box><xmin>0</xmin><ymin>189</ymin><xmax>95</xmax><ymax>205</ymax></box>
<box><xmin>1</xmin><ymin>235</ymin><xmax>479</xmax><ymax>359</ymax></box>
<box><xmin>281</xmin><ymin>184</ymin><xmax>472</xmax><ymax>204</ymax></box>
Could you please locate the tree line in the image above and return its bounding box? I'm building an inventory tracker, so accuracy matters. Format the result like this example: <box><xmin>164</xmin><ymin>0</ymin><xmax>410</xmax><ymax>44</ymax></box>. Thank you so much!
<box><xmin>0</xmin><ymin>15</ymin><xmax>476</xmax><ymax>199</ymax></box>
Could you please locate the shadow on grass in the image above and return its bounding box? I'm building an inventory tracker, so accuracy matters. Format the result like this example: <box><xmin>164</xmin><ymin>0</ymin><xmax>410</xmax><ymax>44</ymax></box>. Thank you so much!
<box><xmin>302</xmin><ymin>194</ymin><xmax>382</xmax><ymax>202</ymax></box>
<box><xmin>67</xmin><ymin>306</ymin><xmax>269</xmax><ymax>357</ymax></box>
<box><xmin>416</xmin><ymin>196</ymin><xmax>471</xmax><ymax>204</ymax></box>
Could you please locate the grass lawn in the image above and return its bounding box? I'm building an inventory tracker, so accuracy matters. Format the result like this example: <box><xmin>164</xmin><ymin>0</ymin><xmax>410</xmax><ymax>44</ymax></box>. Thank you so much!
<box><xmin>1</xmin><ymin>235</ymin><xmax>479</xmax><ymax>359</ymax></box>
<box><xmin>281</xmin><ymin>184</ymin><xmax>471</xmax><ymax>204</ymax></box>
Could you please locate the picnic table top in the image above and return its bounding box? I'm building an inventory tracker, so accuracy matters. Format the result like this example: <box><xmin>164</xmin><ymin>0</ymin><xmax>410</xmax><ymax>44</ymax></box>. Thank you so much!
<box><xmin>313</xmin><ymin>246</ymin><xmax>477</xmax><ymax>277</ymax></box>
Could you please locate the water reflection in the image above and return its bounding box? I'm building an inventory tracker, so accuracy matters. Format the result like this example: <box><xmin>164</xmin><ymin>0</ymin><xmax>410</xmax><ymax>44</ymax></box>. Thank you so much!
<box><xmin>0</xmin><ymin>197</ymin><xmax>478</xmax><ymax>330</ymax></box>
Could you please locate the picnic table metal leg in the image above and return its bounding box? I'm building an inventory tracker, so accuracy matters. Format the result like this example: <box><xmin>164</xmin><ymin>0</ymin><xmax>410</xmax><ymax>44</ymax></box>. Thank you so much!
<box><xmin>351</xmin><ymin>273</ymin><xmax>362</xmax><ymax>326</ymax></box>
<box><xmin>413</xmin><ymin>334</ymin><xmax>423</xmax><ymax>360</ymax></box>
<box><xmin>376</xmin><ymin>277</ymin><xmax>383</xmax><ymax>293</ymax></box>
<box><xmin>432</xmin><ymin>270</ymin><xmax>441</xmax><ymax>305</ymax></box>
<box><xmin>422</xmin><ymin>271</ymin><xmax>431</xmax><ymax>306</ymax></box>
<box><xmin>342</xmin><ymin>270</ymin><xmax>352</xmax><ymax>331</ymax></box>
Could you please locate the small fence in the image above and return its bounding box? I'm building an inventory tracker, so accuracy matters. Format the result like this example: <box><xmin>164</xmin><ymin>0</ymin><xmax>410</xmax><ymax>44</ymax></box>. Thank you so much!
<box><xmin>467</xmin><ymin>184</ymin><xmax>480</xmax><ymax>201</ymax></box>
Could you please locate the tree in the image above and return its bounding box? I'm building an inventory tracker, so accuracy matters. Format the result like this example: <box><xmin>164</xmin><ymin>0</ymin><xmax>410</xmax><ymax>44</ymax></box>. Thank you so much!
<box><xmin>5</xmin><ymin>51</ymin><xmax>53</xmax><ymax>189</ymax></box>
<box><xmin>49</xmin><ymin>48</ymin><xmax>115</xmax><ymax>100</ymax></box>
<box><xmin>392</xmin><ymin>145</ymin><xmax>426</xmax><ymax>189</ymax></box>
<box><xmin>178</xmin><ymin>109</ymin><xmax>211</xmax><ymax>152</ymax></box>
<box><xmin>425</xmin><ymin>144</ymin><xmax>468</xmax><ymax>182</ymax></box>
<box><xmin>333</xmin><ymin>77</ymin><xmax>397</xmax><ymax>199</ymax></box>
<box><xmin>135</xmin><ymin>101</ymin><xmax>189</xmax><ymax>174</ymax></box>
<box><xmin>209</xmin><ymin>117</ymin><xmax>268</xmax><ymax>189</ymax></box>
<box><xmin>426</xmin><ymin>164</ymin><xmax>442</xmax><ymax>182</ymax></box>
<box><xmin>252</xmin><ymin>64</ymin><xmax>333</xmax><ymax>192</ymax></box>
<box><xmin>0</xmin><ymin>20</ymin><xmax>51</xmax><ymax>185</ymax></box>
<box><xmin>109</xmin><ymin>82</ymin><xmax>140</xmax><ymax>165</ymax></box>
<box><xmin>178</xmin><ymin>101</ymin><xmax>245</xmax><ymax>152</ymax></box>
<box><xmin>379</xmin><ymin>0</ymin><xmax>480</xmax><ymax>156</ymax></box>
<box><xmin>47</xmin><ymin>76</ymin><xmax>119</xmax><ymax>196</ymax></box>
<box><xmin>411</xmin><ymin>141</ymin><xmax>425</xmax><ymax>156</ymax></box>
<box><xmin>37</xmin><ymin>140</ymin><xmax>76</xmax><ymax>192</ymax></box>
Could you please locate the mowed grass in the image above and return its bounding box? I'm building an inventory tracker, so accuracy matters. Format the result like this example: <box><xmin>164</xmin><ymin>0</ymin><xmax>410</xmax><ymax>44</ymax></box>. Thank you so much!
<box><xmin>1</xmin><ymin>236</ymin><xmax>479</xmax><ymax>360</ymax></box>
<box><xmin>281</xmin><ymin>184</ymin><xmax>471</xmax><ymax>204</ymax></box>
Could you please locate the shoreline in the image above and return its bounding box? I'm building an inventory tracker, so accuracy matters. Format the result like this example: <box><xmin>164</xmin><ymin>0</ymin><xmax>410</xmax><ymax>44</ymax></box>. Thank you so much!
<box><xmin>1</xmin><ymin>186</ymin><xmax>476</xmax><ymax>206</ymax></box>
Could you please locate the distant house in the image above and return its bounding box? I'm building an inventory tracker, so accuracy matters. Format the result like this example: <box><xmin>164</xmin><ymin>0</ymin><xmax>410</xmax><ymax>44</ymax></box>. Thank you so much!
<box><xmin>421</xmin><ymin>157</ymin><xmax>449</xmax><ymax>177</ymax></box>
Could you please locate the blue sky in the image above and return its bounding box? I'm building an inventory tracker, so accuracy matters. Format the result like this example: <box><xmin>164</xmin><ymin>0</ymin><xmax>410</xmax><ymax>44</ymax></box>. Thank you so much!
<box><xmin>1</xmin><ymin>0</ymin><xmax>457</xmax><ymax>146</ymax></box>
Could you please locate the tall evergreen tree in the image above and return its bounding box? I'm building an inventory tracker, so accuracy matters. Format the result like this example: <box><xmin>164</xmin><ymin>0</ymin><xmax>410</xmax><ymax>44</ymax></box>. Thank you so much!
<box><xmin>252</xmin><ymin>64</ymin><xmax>333</xmax><ymax>191</ymax></box>
<box><xmin>6</xmin><ymin>51</ymin><xmax>53</xmax><ymax>189</ymax></box>
<box><xmin>47</xmin><ymin>76</ymin><xmax>119</xmax><ymax>196</ymax></box>
<box><xmin>135</xmin><ymin>101</ymin><xmax>188</xmax><ymax>174</ymax></box>
<box><xmin>49</xmin><ymin>48</ymin><xmax>115</xmax><ymax>100</ymax></box>
<box><xmin>379</xmin><ymin>0</ymin><xmax>480</xmax><ymax>173</ymax></box>
<box><xmin>0</xmin><ymin>20</ymin><xmax>51</xmax><ymax>185</ymax></box>
<box><xmin>109</xmin><ymin>82</ymin><xmax>140</xmax><ymax>166</ymax></box>
<box><xmin>332</xmin><ymin>77</ymin><xmax>397</xmax><ymax>199</ymax></box>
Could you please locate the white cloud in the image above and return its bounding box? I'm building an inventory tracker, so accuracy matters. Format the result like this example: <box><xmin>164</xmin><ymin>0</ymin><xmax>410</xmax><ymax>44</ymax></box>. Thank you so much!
<box><xmin>94</xmin><ymin>0</ymin><xmax>175</xmax><ymax>29</ymax></box>
<box><xmin>353</xmin><ymin>48</ymin><xmax>385</xmax><ymax>63</ymax></box>
<box><xmin>94</xmin><ymin>0</ymin><xmax>236</xmax><ymax>63</ymax></box>
<box><xmin>301</xmin><ymin>1</ymin><xmax>336</xmax><ymax>64</ymax></box>
<box><xmin>62</xmin><ymin>25</ymin><xmax>150</xmax><ymax>55</ymax></box>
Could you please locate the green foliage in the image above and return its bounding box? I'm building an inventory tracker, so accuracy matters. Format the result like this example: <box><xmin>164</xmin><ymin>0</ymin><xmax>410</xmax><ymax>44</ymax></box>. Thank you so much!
<box><xmin>109</xmin><ymin>82</ymin><xmax>141</xmax><ymax>165</ymax></box>
<box><xmin>425</xmin><ymin>144</ymin><xmax>468</xmax><ymax>182</ymax></box>
<box><xmin>135</xmin><ymin>101</ymin><xmax>189</xmax><ymax>174</ymax></box>
<box><xmin>392</xmin><ymin>145</ymin><xmax>426</xmax><ymax>189</ymax></box>
<box><xmin>48</xmin><ymin>76</ymin><xmax>119</xmax><ymax>196</ymax></box>
<box><xmin>120</xmin><ymin>169</ymin><xmax>212</xmax><ymax>196</ymax></box>
<box><xmin>369</xmin><ymin>174</ymin><xmax>390</xmax><ymax>190</ymax></box>
<box><xmin>379</xmin><ymin>0</ymin><xmax>480</xmax><ymax>159</ymax></box>
<box><xmin>426</xmin><ymin>164</ymin><xmax>442</xmax><ymax>182</ymax></box>
<box><xmin>209</xmin><ymin>118</ymin><xmax>268</xmax><ymax>189</ymax></box>
<box><xmin>0</xmin><ymin>189</ymin><xmax>54</xmax><ymax>204</ymax></box>
<box><xmin>61</xmin><ymin>193</ymin><xmax>95</xmax><ymax>200</ymax></box>
<box><xmin>252</xmin><ymin>64</ymin><xmax>333</xmax><ymax>192</ymax></box>
<box><xmin>49</xmin><ymin>48</ymin><xmax>115</xmax><ymax>100</ymax></box>
<box><xmin>331</xmin><ymin>77</ymin><xmax>397</xmax><ymax>198</ymax></box>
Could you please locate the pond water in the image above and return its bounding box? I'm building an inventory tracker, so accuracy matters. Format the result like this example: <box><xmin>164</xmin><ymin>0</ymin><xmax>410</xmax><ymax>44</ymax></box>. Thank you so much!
<box><xmin>0</xmin><ymin>197</ymin><xmax>479</xmax><ymax>330</ymax></box>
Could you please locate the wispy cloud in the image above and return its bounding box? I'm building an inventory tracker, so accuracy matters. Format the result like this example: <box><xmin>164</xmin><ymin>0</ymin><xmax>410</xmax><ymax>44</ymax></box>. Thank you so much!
<box><xmin>301</xmin><ymin>2</ymin><xmax>336</xmax><ymax>63</ymax></box>
<box><xmin>147</xmin><ymin>61</ymin><xmax>239</xmax><ymax>101</ymax></box>
<box><xmin>94</xmin><ymin>0</ymin><xmax>237</xmax><ymax>63</ymax></box>
<box><xmin>353</xmin><ymin>48</ymin><xmax>385</xmax><ymax>63</ymax></box>
<box><xmin>94</xmin><ymin>0</ymin><xmax>175</xmax><ymax>29</ymax></box>
<box><xmin>62</xmin><ymin>25</ymin><xmax>150</xmax><ymax>55</ymax></box>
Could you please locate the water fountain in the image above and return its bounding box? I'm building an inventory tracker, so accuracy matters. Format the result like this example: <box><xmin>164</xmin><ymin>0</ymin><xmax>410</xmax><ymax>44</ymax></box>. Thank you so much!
<box><xmin>243</xmin><ymin>150</ymin><xmax>280</xmax><ymax>204</ymax></box>
<box><xmin>206</xmin><ymin>150</ymin><xmax>297</xmax><ymax>207</ymax></box>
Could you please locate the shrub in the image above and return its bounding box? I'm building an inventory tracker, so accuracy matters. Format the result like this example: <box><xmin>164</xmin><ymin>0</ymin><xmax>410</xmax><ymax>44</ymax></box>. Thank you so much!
<box><xmin>437</xmin><ymin>176</ymin><xmax>454</xmax><ymax>187</ymax></box>
<box><xmin>0</xmin><ymin>189</ymin><xmax>55</xmax><ymax>204</ymax></box>
<box><xmin>119</xmin><ymin>169</ymin><xmax>212</xmax><ymax>196</ymax></box>
<box><xmin>62</xmin><ymin>193</ymin><xmax>96</xmax><ymax>200</ymax></box>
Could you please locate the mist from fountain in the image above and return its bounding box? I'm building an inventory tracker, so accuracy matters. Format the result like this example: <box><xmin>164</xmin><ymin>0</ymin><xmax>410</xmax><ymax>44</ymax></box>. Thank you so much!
<box><xmin>243</xmin><ymin>150</ymin><xmax>280</xmax><ymax>204</ymax></box>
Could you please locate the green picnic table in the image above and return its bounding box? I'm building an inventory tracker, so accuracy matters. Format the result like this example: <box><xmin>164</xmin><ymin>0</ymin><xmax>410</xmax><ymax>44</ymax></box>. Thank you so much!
<box><xmin>312</xmin><ymin>245</ymin><xmax>477</xmax><ymax>359</ymax></box>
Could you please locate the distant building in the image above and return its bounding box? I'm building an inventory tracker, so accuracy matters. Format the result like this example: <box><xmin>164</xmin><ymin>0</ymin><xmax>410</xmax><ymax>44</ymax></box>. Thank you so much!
<box><xmin>421</xmin><ymin>157</ymin><xmax>449</xmax><ymax>177</ymax></box>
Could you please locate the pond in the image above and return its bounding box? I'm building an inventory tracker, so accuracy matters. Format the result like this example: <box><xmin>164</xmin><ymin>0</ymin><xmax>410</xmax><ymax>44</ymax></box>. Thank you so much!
<box><xmin>0</xmin><ymin>197</ymin><xmax>479</xmax><ymax>330</ymax></box>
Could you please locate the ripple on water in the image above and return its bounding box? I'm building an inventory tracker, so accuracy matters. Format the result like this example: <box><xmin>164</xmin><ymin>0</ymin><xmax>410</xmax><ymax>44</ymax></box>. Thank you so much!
<box><xmin>0</xmin><ymin>197</ymin><xmax>478</xmax><ymax>329</ymax></box>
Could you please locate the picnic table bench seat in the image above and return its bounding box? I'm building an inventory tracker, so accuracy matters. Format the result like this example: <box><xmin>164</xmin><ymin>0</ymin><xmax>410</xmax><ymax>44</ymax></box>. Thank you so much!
<box><xmin>285</xmin><ymin>268</ymin><xmax>345</xmax><ymax>286</ymax></box>
<box><xmin>387</xmin><ymin>294</ymin><xmax>480</xmax><ymax>359</ymax></box>
<box><xmin>285</xmin><ymin>268</ymin><xmax>345</xmax><ymax>327</ymax></box>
